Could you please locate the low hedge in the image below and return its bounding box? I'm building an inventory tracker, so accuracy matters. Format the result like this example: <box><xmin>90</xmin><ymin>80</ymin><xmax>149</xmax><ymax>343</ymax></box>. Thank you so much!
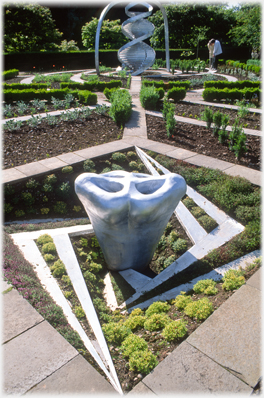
<box><xmin>108</xmin><ymin>89</ymin><xmax>132</xmax><ymax>125</ymax></box>
<box><xmin>60</xmin><ymin>80</ymin><xmax>122</xmax><ymax>91</ymax></box>
<box><xmin>3</xmin><ymin>88</ymin><xmax>97</xmax><ymax>105</ymax></box>
<box><xmin>3</xmin><ymin>69</ymin><xmax>19</xmax><ymax>80</ymax></box>
<box><xmin>202</xmin><ymin>87</ymin><xmax>260</xmax><ymax>102</ymax></box>
<box><xmin>142</xmin><ymin>80</ymin><xmax>190</xmax><ymax>90</ymax></box>
<box><xmin>166</xmin><ymin>87</ymin><xmax>186</xmax><ymax>102</ymax></box>
<box><xmin>3</xmin><ymin>83</ymin><xmax>49</xmax><ymax>90</ymax></box>
<box><xmin>204</xmin><ymin>80</ymin><xmax>260</xmax><ymax>89</ymax></box>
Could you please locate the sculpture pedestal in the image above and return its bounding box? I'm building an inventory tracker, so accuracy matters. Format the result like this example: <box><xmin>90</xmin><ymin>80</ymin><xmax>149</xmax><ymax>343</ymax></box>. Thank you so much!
<box><xmin>75</xmin><ymin>171</ymin><xmax>186</xmax><ymax>272</ymax></box>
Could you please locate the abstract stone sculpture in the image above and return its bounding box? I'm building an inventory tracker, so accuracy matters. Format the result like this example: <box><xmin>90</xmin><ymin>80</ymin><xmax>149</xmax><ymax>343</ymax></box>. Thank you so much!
<box><xmin>75</xmin><ymin>170</ymin><xmax>186</xmax><ymax>272</ymax></box>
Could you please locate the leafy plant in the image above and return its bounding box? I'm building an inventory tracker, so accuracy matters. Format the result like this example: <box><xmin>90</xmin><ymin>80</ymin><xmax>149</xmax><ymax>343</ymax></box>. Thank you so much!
<box><xmin>83</xmin><ymin>159</ymin><xmax>96</xmax><ymax>172</ymax></box>
<box><xmin>171</xmin><ymin>238</ymin><xmax>188</xmax><ymax>254</ymax></box>
<box><xmin>121</xmin><ymin>334</ymin><xmax>148</xmax><ymax>357</ymax></box>
<box><xmin>222</xmin><ymin>269</ymin><xmax>245</xmax><ymax>291</ymax></box>
<box><xmin>42</xmin><ymin>242</ymin><xmax>56</xmax><ymax>254</ymax></box>
<box><xmin>193</xmin><ymin>279</ymin><xmax>218</xmax><ymax>295</ymax></box>
<box><xmin>43</xmin><ymin>253</ymin><xmax>55</xmax><ymax>262</ymax></box>
<box><xmin>174</xmin><ymin>292</ymin><xmax>193</xmax><ymax>310</ymax></box>
<box><xmin>161</xmin><ymin>319</ymin><xmax>188</xmax><ymax>341</ymax></box>
<box><xmin>36</xmin><ymin>234</ymin><xmax>53</xmax><ymax>245</ymax></box>
<box><xmin>184</xmin><ymin>297</ymin><xmax>214</xmax><ymax>320</ymax></box>
<box><xmin>102</xmin><ymin>322</ymin><xmax>131</xmax><ymax>345</ymax></box>
<box><xmin>201</xmin><ymin>107</ymin><xmax>214</xmax><ymax>128</ymax></box>
<box><xmin>144</xmin><ymin>313</ymin><xmax>171</xmax><ymax>331</ymax></box>
<box><xmin>53</xmin><ymin>201</ymin><xmax>67</xmax><ymax>214</ymax></box>
<box><xmin>124</xmin><ymin>315</ymin><xmax>145</xmax><ymax>331</ymax></box>
<box><xmin>128</xmin><ymin>350</ymin><xmax>158</xmax><ymax>374</ymax></box>
<box><xmin>212</xmin><ymin>111</ymin><xmax>223</xmax><ymax>136</ymax></box>
<box><xmin>50</xmin><ymin>259</ymin><xmax>66</xmax><ymax>278</ymax></box>
<box><xmin>111</xmin><ymin>152</ymin><xmax>127</xmax><ymax>162</ymax></box>
<box><xmin>145</xmin><ymin>301</ymin><xmax>170</xmax><ymax>317</ymax></box>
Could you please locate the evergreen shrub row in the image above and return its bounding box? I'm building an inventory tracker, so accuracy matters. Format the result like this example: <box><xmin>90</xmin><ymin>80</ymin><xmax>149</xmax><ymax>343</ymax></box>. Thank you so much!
<box><xmin>60</xmin><ymin>80</ymin><xmax>122</xmax><ymax>91</ymax></box>
<box><xmin>3</xmin><ymin>69</ymin><xmax>19</xmax><ymax>80</ymax></box>
<box><xmin>3</xmin><ymin>83</ymin><xmax>49</xmax><ymax>90</ymax></box>
<box><xmin>203</xmin><ymin>80</ymin><xmax>260</xmax><ymax>89</ymax></box>
<box><xmin>202</xmin><ymin>87</ymin><xmax>260</xmax><ymax>102</ymax></box>
<box><xmin>142</xmin><ymin>79</ymin><xmax>190</xmax><ymax>90</ymax></box>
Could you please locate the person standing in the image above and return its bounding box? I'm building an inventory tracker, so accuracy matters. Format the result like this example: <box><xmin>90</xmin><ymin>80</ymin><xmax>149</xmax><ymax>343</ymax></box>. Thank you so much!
<box><xmin>210</xmin><ymin>39</ymin><xmax>222</xmax><ymax>71</ymax></box>
<box><xmin>207</xmin><ymin>39</ymin><xmax>214</xmax><ymax>70</ymax></box>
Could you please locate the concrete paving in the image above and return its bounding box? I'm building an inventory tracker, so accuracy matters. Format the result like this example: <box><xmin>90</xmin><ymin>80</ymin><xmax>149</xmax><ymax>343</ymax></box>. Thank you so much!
<box><xmin>3</xmin><ymin>71</ymin><xmax>262</xmax><ymax>395</ymax></box>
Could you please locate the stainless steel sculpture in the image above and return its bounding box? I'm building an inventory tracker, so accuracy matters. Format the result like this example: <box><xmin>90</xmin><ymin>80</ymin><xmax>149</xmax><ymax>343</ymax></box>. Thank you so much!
<box><xmin>75</xmin><ymin>170</ymin><xmax>186</xmax><ymax>272</ymax></box>
<box><xmin>118</xmin><ymin>3</ymin><xmax>155</xmax><ymax>75</ymax></box>
<box><xmin>95</xmin><ymin>0</ymin><xmax>170</xmax><ymax>75</ymax></box>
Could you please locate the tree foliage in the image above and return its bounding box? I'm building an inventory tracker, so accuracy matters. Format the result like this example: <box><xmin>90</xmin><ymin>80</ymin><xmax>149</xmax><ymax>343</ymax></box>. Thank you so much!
<box><xmin>81</xmin><ymin>17</ymin><xmax>128</xmax><ymax>50</ymax></box>
<box><xmin>227</xmin><ymin>3</ymin><xmax>261</xmax><ymax>52</ymax></box>
<box><xmin>4</xmin><ymin>3</ymin><xmax>63</xmax><ymax>53</ymax></box>
<box><xmin>148</xmin><ymin>4</ymin><xmax>237</xmax><ymax>49</ymax></box>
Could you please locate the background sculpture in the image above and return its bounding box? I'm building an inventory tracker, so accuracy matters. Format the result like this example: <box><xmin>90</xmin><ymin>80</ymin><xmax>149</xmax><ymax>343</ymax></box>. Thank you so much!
<box><xmin>95</xmin><ymin>0</ymin><xmax>170</xmax><ymax>75</ymax></box>
<box><xmin>75</xmin><ymin>171</ymin><xmax>186</xmax><ymax>272</ymax></box>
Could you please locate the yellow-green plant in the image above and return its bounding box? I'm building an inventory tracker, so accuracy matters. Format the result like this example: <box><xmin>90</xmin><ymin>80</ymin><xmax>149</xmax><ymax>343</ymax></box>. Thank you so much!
<box><xmin>174</xmin><ymin>292</ymin><xmax>193</xmax><ymax>310</ymax></box>
<box><xmin>124</xmin><ymin>315</ymin><xmax>145</xmax><ymax>331</ymax></box>
<box><xmin>184</xmin><ymin>297</ymin><xmax>214</xmax><ymax>320</ymax></box>
<box><xmin>74</xmin><ymin>305</ymin><xmax>86</xmax><ymax>319</ymax></box>
<box><xmin>121</xmin><ymin>334</ymin><xmax>148</xmax><ymax>357</ymax></box>
<box><xmin>161</xmin><ymin>319</ymin><xmax>188</xmax><ymax>341</ymax></box>
<box><xmin>144</xmin><ymin>313</ymin><xmax>171</xmax><ymax>331</ymax></box>
<box><xmin>128</xmin><ymin>350</ymin><xmax>158</xmax><ymax>374</ymax></box>
<box><xmin>222</xmin><ymin>269</ymin><xmax>245</xmax><ymax>291</ymax></box>
<box><xmin>193</xmin><ymin>279</ymin><xmax>218</xmax><ymax>295</ymax></box>
<box><xmin>130</xmin><ymin>308</ymin><xmax>144</xmax><ymax>317</ymax></box>
<box><xmin>50</xmin><ymin>259</ymin><xmax>66</xmax><ymax>278</ymax></box>
<box><xmin>42</xmin><ymin>242</ymin><xmax>56</xmax><ymax>254</ymax></box>
<box><xmin>145</xmin><ymin>301</ymin><xmax>170</xmax><ymax>318</ymax></box>
<box><xmin>102</xmin><ymin>322</ymin><xmax>131</xmax><ymax>345</ymax></box>
<box><xmin>43</xmin><ymin>253</ymin><xmax>55</xmax><ymax>262</ymax></box>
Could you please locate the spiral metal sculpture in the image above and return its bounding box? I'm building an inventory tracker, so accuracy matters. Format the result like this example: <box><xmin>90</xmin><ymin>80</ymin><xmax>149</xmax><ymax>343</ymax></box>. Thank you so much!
<box><xmin>118</xmin><ymin>3</ymin><xmax>155</xmax><ymax>75</ymax></box>
<box><xmin>95</xmin><ymin>0</ymin><xmax>170</xmax><ymax>76</ymax></box>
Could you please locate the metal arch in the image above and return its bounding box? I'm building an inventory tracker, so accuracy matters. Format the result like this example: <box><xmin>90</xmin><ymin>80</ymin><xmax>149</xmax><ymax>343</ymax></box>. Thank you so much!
<box><xmin>95</xmin><ymin>0</ymin><xmax>170</xmax><ymax>75</ymax></box>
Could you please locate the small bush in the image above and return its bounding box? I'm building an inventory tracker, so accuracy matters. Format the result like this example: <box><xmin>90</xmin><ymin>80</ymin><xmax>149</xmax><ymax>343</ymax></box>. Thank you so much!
<box><xmin>88</xmin><ymin>262</ymin><xmax>102</xmax><ymax>274</ymax></box>
<box><xmin>53</xmin><ymin>201</ymin><xmax>67</xmax><ymax>214</ymax></box>
<box><xmin>50</xmin><ymin>259</ymin><xmax>66</xmax><ymax>278</ymax></box>
<box><xmin>37</xmin><ymin>234</ymin><xmax>53</xmax><ymax>245</ymax></box>
<box><xmin>166</xmin><ymin>87</ymin><xmax>186</xmax><ymax>102</ymax></box>
<box><xmin>184</xmin><ymin>297</ymin><xmax>214</xmax><ymax>320</ymax></box>
<box><xmin>144</xmin><ymin>313</ymin><xmax>171</xmax><ymax>331</ymax></box>
<box><xmin>83</xmin><ymin>159</ymin><xmax>96</xmax><ymax>172</ymax></box>
<box><xmin>130</xmin><ymin>308</ymin><xmax>144</xmax><ymax>317</ymax></box>
<box><xmin>62</xmin><ymin>275</ymin><xmax>72</xmax><ymax>286</ymax></box>
<box><xmin>161</xmin><ymin>319</ymin><xmax>188</xmax><ymax>341</ymax></box>
<box><xmin>128</xmin><ymin>350</ymin><xmax>158</xmax><ymax>374</ymax></box>
<box><xmin>124</xmin><ymin>315</ymin><xmax>145</xmax><ymax>331</ymax></box>
<box><xmin>44</xmin><ymin>253</ymin><xmax>55</xmax><ymax>262</ymax></box>
<box><xmin>102</xmin><ymin>322</ymin><xmax>131</xmax><ymax>345</ymax></box>
<box><xmin>198</xmin><ymin>215</ymin><xmax>218</xmax><ymax>232</ymax></box>
<box><xmin>83</xmin><ymin>270</ymin><xmax>97</xmax><ymax>283</ymax></box>
<box><xmin>26</xmin><ymin>179</ymin><xmax>39</xmax><ymax>189</ymax></box>
<box><xmin>111</xmin><ymin>152</ymin><xmax>127</xmax><ymax>162</ymax></box>
<box><xmin>222</xmin><ymin>269</ymin><xmax>245</xmax><ymax>291</ymax></box>
<box><xmin>191</xmin><ymin>206</ymin><xmax>206</xmax><ymax>218</ymax></box>
<box><xmin>56</xmin><ymin>182</ymin><xmax>71</xmax><ymax>198</ymax></box>
<box><xmin>74</xmin><ymin>305</ymin><xmax>86</xmax><ymax>319</ymax></box>
<box><xmin>145</xmin><ymin>301</ymin><xmax>170</xmax><ymax>317</ymax></box>
<box><xmin>40</xmin><ymin>208</ymin><xmax>50</xmax><ymax>215</ymax></box>
<box><xmin>4</xmin><ymin>203</ymin><xmax>13</xmax><ymax>214</ymax></box>
<box><xmin>42</xmin><ymin>242</ymin><xmax>57</xmax><ymax>254</ymax></box>
<box><xmin>171</xmin><ymin>238</ymin><xmax>188</xmax><ymax>254</ymax></box>
<box><xmin>193</xmin><ymin>279</ymin><xmax>218</xmax><ymax>295</ymax></box>
<box><xmin>140</xmin><ymin>85</ymin><xmax>160</xmax><ymax>110</ymax></box>
<box><xmin>15</xmin><ymin>210</ymin><xmax>25</xmax><ymax>217</ymax></box>
<box><xmin>121</xmin><ymin>334</ymin><xmax>148</xmax><ymax>357</ymax></box>
<box><xmin>62</xmin><ymin>166</ymin><xmax>73</xmax><ymax>174</ymax></box>
<box><xmin>21</xmin><ymin>192</ymin><xmax>35</xmax><ymax>206</ymax></box>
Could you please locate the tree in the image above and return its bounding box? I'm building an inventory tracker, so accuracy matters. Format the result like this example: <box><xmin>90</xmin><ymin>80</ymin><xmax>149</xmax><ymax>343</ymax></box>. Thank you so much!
<box><xmin>81</xmin><ymin>17</ymin><xmax>128</xmax><ymax>50</ymax></box>
<box><xmin>227</xmin><ymin>3</ymin><xmax>261</xmax><ymax>53</ymax></box>
<box><xmin>4</xmin><ymin>3</ymin><xmax>63</xmax><ymax>53</ymax></box>
<box><xmin>189</xmin><ymin>26</ymin><xmax>210</xmax><ymax>58</ymax></box>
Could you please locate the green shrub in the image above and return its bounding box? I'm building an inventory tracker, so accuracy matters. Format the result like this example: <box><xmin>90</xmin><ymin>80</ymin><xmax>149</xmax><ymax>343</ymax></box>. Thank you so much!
<box><xmin>43</xmin><ymin>174</ymin><xmax>57</xmax><ymax>184</ymax></box>
<box><xmin>222</xmin><ymin>269</ymin><xmax>245</xmax><ymax>291</ymax></box>
<box><xmin>62</xmin><ymin>166</ymin><xmax>73</xmax><ymax>174</ymax></box>
<box><xmin>128</xmin><ymin>350</ymin><xmax>158</xmax><ymax>374</ymax></box>
<box><xmin>163</xmin><ymin>255</ymin><xmax>176</xmax><ymax>268</ymax></box>
<box><xmin>130</xmin><ymin>308</ymin><xmax>144</xmax><ymax>317</ymax></box>
<box><xmin>127</xmin><ymin>151</ymin><xmax>137</xmax><ymax>159</ymax></box>
<box><xmin>26</xmin><ymin>179</ymin><xmax>40</xmax><ymax>189</ymax></box>
<box><xmin>101</xmin><ymin>322</ymin><xmax>131</xmax><ymax>345</ymax></box>
<box><xmin>124</xmin><ymin>315</ymin><xmax>145</xmax><ymax>331</ymax></box>
<box><xmin>74</xmin><ymin>305</ymin><xmax>86</xmax><ymax>319</ymax></box>
<box><xmin>62</xmin><ymin>275</ymin><xmax>72</xmax><ymax>286</ymax></box>
<box><xmin>144</xmin><ymin>313</ymin><xmax>171</xmax><ymax>331</ymax></box>
<box><xmin>50</xmin><ymin>259</ymin><xmax>66</xmax><ymax>278</ymax></box>
<box><xmin>83</xmin><ymin>159</ymin><xmax>96</xmax><ymax>172</ymax></box>
<box><xmin>109</xmin><ymin>89</ymin><xmax>132</xmax><ymax>125</ymax></box>
<box><xmin>3</xmin><ymin>69</ymin><xmax>19</xmax><ymax>80</ymax></box>
<box><xmin>4</xmin><ymin>203</ymin><xmax>13</xmax><ymax>214</ymax></box>
<box><xmin>78</xmin><ymin>90</ymin><xmax>97</xmax><ymax>105</ymax></box>
<box><xmin>171</xmin><ymin>238</ymin><xmax>188</xmax><ymax>254</ymax></box>
<box><xmin>111</xmin><ymin>152</ymin><xmax>127</xmax><ymax>162</ymax></box>
<box><xmin>190</xmin><ymin>206</ymin><xmax>206</xmax><ymax>218</ymax></box>
<box><xmin>21</xmin><ymin>192</ymin><xmax>35</xmax><ymax>206</ymax></box>
<box><xmin>53</xmin><ymin>201</ymin><xmax>67</xmax><ymax>214</ymax></box>
<box><xmin>44</xmin><ymin>253</ymin><xmax>55</xmax><ymax>262</ymax></box>
<box><xmin>88</xmin><ymin>262</ymin><xmax>103</xmax><ymax>274</ymax></box>
<box><xmin>184</xmin><ymin>297</ymin><xmax>214</xmax><ymax>320</ymax></box>
<box><xmin>198</xmin><ymin>215</ymin><xmax>218</xmax><ymax>232</ymax></box>
<box><xmin>166</xmin><ymin>87</ymin><xmax>186</xmax><ymax>102</ymax></box>
<box><xmin>174</xmin><ymin>292</ymin><xmax>193</xmax><ymax>310</ymax></box>
<box><xmin>56</xmin><ymin>182</ymin><xmax>71</xmax><ymax>198</ymax></box>
<box><xmin>145</xmin><ymin>301</ymin><xmax>170</xmax><ymax>317</ymax></box>
<box><xmin>42</xmin><ymin>183</ymin><xmax>53</xmax><ymax>193</ymax></box>
<box><xmin>83</xmin><ymin>270</ymin><xmax>97</xmax><ymax>283</ymax></box>
<box><xmin>140</xmin><ymin>85</ymin><xmax>160</xmax><ymax>110</ymax></box>
<box><xmin>121</xmin><ymin>334</ymin><xmax>148</xmax><ymax>357</ymax></box>
<box><xmin>112</xmin><ymin>164</ymin><xmax>124</xmax><ymax>171</ymax></box>
<box><xmin>193</xmin><ymin>279</ymin><xmax>218</xmax><ymax>295</ymax></box>
<box><xmin>182</xmin><ymin>197</ymin><xmax>196</xmax><ymax>209</ymax></box>
<box><xmin>37</xmin><ymin>234</ymin><xmax>53</xmax><ymax>245</ymax></box>
<box><xmin>201</xmin><ymin>107</ymin><xmax>214</xmax><ymax>128</ymax></box>
<box><xmin>42</xmin><ymin>242</ymin><xmax>57</xmax><ymax>254</ymax></box>
<box><xmin>161</xmin><ymin>319</ymin><xmax>188</xmax><ymax>341</ymax></box>
<box><xmin>15</xmin><ymin>210</ymin><xmax>25</xmax><ymax>217</ymax></box>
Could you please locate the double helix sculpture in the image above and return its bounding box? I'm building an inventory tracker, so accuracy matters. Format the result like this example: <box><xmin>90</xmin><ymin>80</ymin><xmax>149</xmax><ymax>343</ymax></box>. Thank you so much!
<box><xmin>95</xmin><ymin>0</ymin><xmax>170</xmax><ymax>76</ymax></box>
<box><xmin>118</xmin><ymin>3</ymin><xmax>155</xmax><ymax>75</ymax></box>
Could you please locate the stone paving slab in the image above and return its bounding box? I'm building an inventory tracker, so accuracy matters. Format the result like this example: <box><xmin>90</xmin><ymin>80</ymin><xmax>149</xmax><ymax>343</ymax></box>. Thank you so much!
<box><xmin>2</xmin><ymin>288</ymin><xmax>43</xmax><ymax>343</ymax></box>
<box><xmin>142</xmin><ymin>341</ymin><xmax>252</xmax><ymax>394</ymax></box>
<box><xmin>224</xmin><ymin>164</ymin><xmax>262</xmax><ymax>186</ymax></box>
<box><xmin>246</xmin><ymin>267</ymin><xmax>261</xmax><ymax>290</ymax></box>
<box><xmin>26</xmin><ymin>354</ymin><xmax>117</xmax><ymax>395</ymax></box>
<box><xmin>127</xmin><ymin>382</ymin><xmax>156</xmax><ymax>395</ymax></box>
<box><xmin>187</xmin><ymin>276</ymin><xmax>261</xmax><ymax>388</ymax></box>
<box><xmin>187</xmin><ymin>153</ymin><xmax>235</xmax><ymax>170</ymax></box>
<box><xmin>56</xmin><ymin>151</ymin><xmax>86</xmax><ymax>165</ymax></box>
<box><xmin>3</xmin><ymin>320</ymin><xmax>78</xmax><ymax>395</ymax></box>
<box><xmin>74</xmin><ymin>140</ymin><xmax>133</xmax><ymax>159</ymax></box>
<box><xmin>37</xmin><ymin>156</ymin><xmax>68</xmax><ymax>170</ymax></box>
<box><xmin>2</xmin><ymin>167</ymin><xmax>28</xmax><ymax>184</ymax></box>
<box><xmin>166</xmin><ymin>147</ymin><xmax>198</xmax><ymax>160</ymax></box>
<box><xmin>15</xmin><ymin>161</ymin><xmax>50</xmax><ymax>177</ymax></box>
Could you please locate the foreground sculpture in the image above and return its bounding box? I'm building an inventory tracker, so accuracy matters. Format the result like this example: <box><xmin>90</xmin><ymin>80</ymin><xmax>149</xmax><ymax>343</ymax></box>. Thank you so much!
<box><xmin>75</xmin><ymin>171</ymin><xmax>186</xmax><ymax>272</ymax></box>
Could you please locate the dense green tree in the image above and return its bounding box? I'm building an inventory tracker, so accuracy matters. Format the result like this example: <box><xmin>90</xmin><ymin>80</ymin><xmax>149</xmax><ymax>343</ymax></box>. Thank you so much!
<box><xmin>148</xmin><ymin>4</ymin><xmax>236</xmax><ymax>49</ymax></box>
<box><xmin>227</xmin><ymin>3</ymin><xmax>261</xmax><ymax>53</ymax></box>
<box><xmin>4</xmin><ymin>3</ymin><xmax>63</xmax><ymax>53</ymax></box>
<box><xmin>81</xmin><ymin>17</ymin><xmax>128</xmax><ymax>50</ymax></box>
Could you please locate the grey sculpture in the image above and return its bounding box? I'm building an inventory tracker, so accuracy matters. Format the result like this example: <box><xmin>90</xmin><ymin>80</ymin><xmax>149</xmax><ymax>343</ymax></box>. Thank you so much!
<box><xmin>95</xmin><ymin>0</ymin><xmax>170</xmax><ymax>76</ymax></box>
<box><xmin>75</xmin><ymin>170</ymin><xmax>186</xmax><ymax>272</ymax></box>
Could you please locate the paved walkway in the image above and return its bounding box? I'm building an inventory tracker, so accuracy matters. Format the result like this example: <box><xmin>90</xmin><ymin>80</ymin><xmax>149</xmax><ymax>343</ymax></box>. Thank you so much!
<box><xmin>3</xmin><ymin>72</ymin><xmax>262</xmax><ymax>395</ymax></box>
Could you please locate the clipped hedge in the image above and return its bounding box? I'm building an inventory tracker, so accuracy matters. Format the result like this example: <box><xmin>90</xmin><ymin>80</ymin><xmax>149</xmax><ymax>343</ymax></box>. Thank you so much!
<box><xmin>142</xmin><ymin>79</ymin><xmax>190</xmax><ymax>90</ymax></box>
<box><xmin>166</xmin><ymin>87</ymin><xmax>186</xmax><ymax>102</ymax></box>
<box><xmin>108</xmin><ymin>89</ymin><xmax>132</xmax><ymax>125</ymax></box>
<box><xmin>3</xmin><ymin>69</ymin><xmax>19</xmax><ymax>80</ymax></box>
<box><xmin>202</xmin><ymin>87</ymin><xmax>260</xmax><ymax>102</ymax></box>
<box><xmin>60</xmin><ymin>80</ymin><xmax>122</xmax><ymax>92</ymax></box>
<box><xmin>77</xmin><ymin>90</ymin><xmax>97</xmax><ymax>105</ymax></box>
<box><xmin>204</xmin><ymin>80</ymin><xmax>260</xmax><ymax>89</ymax></box>
<box><xmin>3</xmin><ymin>83</ymin><xmax>49</xmax><ymax>90</ymax></box>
